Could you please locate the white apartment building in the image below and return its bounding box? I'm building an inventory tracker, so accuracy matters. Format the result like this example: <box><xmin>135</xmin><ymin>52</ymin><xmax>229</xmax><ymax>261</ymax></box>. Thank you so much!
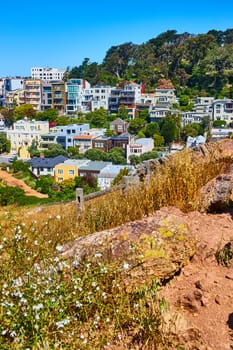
<box><xmin>7</xmin><ymin>118</ymin><xmax>49</xmax><ymax>157</ymax></box>
<box><xmin>31</xmin><ymin>67</ymin><xmax>66</xmax><ymax>81</ymax></box>
<box><xmin>212</xmin><ymin>99</ymin><xmax>233</xmax><ymax>125</ymax></box>
<box><xmin>126</xmin><ymin>138</ymin><xmax>154</xmax><ymax>163</ymax></box>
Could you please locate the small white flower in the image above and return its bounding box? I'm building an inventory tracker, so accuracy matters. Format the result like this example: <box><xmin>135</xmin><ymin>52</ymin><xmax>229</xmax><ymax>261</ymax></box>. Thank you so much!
<box><xmin>56</xmin><ymin>215</ymin><xmax>61</xmax><ymax>220</ymax></box>
<box><xmin>34</xmin><ymin>240</ymin><xmax>38</xmax><ymax>245</ymax></box>
<box><xmin>56</xmin><ymin>245</ymin><xmax>63</xmax><ymax>252</ymax></box>
<box><xmin>1</xmin><ymin>330</ymin><xmax>7</xmax><ymax>335</ymax></box>
<box><xmin>32</xmin><ymin>303</ymin><xmax>43</xmax><ymax>311</ymax></box>
<box><xmin>0</xmin><ymin>244</ymin><xmax>3</xmax><ymax>249</ymax></box>
<box><xmin>91</xmin><ymin>281</ymin><xmax>97</xmax><ymax>287</ymax></box>
<box><xmin>10</xmin><ymin>331</ymin><xmax>16</xmax><ymax>338</ymax></box>
<box><xmin>122</xmin><ymin>262</ymin><xmax>129</xmax><ymax>269</ymax></box>
<box><xmin>94</xmin><ymin>252</ymin><xmax>102</xmax><ymax>258</ymax></box>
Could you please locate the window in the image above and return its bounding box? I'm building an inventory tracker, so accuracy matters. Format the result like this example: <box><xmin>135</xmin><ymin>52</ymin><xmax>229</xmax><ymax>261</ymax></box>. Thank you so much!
<box><xmin>58</xmin><ymin>177</ymin><xmax>63</xmax><ymax>182</ymax></box>
<box><xmin>58</xmin><ymin>169</ymin><xmax>63</xmax><ymax>174</ymax></box>
<box><xmin>68</xmin><ymin>170</ymin><xmax>74</xmax><ymax>175</ymax></box>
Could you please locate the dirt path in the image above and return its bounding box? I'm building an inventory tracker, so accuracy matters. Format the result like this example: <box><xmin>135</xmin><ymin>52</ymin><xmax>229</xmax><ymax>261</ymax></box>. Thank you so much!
<box><xmin>0</xmin><ymin>169</ymin><xmax>48</xmax><ymax>198</ymax></box>
<box><xmin>159</xmin><ymin>207</ymin><xmax>233</xmax><ymax>350</ymax></box>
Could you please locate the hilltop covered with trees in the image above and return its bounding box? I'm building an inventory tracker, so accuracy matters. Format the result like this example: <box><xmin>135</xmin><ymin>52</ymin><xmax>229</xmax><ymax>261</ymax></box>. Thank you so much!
<box><xmin>67</xmin><ymin>29</ymin><xmax>233</xmax><ymax>97</ymax></box>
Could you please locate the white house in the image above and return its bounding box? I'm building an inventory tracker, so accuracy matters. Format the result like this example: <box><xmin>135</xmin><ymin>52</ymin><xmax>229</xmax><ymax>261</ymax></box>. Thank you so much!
<box><xmin>7</xmin><ymin>118</ymin><xmax>49</xmax><ymax>158</ymax></box>
<box><xmin>126</xmin><ymin>138</ymin><xmax>154</xmax><ymax>163</ymax></box>
<box><xmin>98</xmin><ymin>164</ymin><xmax>135</xmax><ymax>190</ymax></box>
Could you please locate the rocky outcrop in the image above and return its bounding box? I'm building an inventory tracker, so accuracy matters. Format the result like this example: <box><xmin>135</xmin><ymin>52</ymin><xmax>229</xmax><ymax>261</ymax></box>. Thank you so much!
<box><xmin>198</xmin><ymin>174</ymin><xmax>233</xmax><ymax>212</ymax></box>
<box><xmin>61</xmin><ymin>209</ymin><xmax>196</xmax><ymax>287</ymax></box>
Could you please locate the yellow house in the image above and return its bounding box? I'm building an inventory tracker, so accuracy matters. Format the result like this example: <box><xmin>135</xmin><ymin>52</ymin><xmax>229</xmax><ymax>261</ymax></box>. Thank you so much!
<box><xmin>54</xmin><ymin>159</ymin><xmax>90</xmax><ymax>182</ymax></box>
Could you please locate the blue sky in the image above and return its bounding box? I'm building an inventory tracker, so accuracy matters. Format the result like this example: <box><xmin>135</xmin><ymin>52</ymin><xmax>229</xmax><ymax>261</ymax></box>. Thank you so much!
<box><xmin>1</xmin><ymin>0</ymin><xmax>233</xmax><ymax>77</ymax></box>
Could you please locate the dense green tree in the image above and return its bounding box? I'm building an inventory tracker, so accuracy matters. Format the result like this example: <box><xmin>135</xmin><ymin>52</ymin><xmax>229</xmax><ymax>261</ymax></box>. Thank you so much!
<box><xmin>0</xmin><ymin>108</ymin><xmax>15</xmax><ymax>127</ymax></box>
<box><xmin>0</xmin><ymin>133</ymin><xmax>11</xmax><ymax>153</ymax></box>
<box><xmin>36</xmin><ymin>108</ymin><xmax>58</xmax><ymax>122</ymax></box>
<box><xmin>44</xmin><ymin>144</ymin><xmax>68</xmax><ymax>157</ymax></box>
<box><xmin>153</xmin><ymin>134</ymin><xmax>165</xmax><ymax>147</ymax></box>
<box><xmin>128</xmin><ymin>118</ymin><xmax>146</xmax><ymax>134</ymax></box>
<box><xmin>144</xmin><ymin>122</ymin><xmax>160</xmax><ymax>138</ymax></box>
<box><xmin>13</xmin><ymin>104</ymin><xmax>36</xmax><ymax>120</ymax></box>
<box><xmin>160</xmin><ymin>115</ymin><xmax>179</xmax><ymax>144</ymax></box>
<box><xmin>105</xmin><ymin>147</ymin><xmax>126</xmax><ymax>165</ymax></box>
<box><xmin>35</xmin><ymin>175</ymin><xmax>54</xmax><ymax>194</ymax></box>
<box><xmin>84</xmin><ymin>148</ymin><xmax>105</xmax><ymax>161</ymax></box>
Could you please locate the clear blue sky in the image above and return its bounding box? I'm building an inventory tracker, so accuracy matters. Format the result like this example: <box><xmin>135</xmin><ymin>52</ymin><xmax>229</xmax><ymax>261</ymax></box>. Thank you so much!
<box><xmin>1</xmin><ymin>0</ymin><xmax>233</xmax><ymax>77</ymax></box>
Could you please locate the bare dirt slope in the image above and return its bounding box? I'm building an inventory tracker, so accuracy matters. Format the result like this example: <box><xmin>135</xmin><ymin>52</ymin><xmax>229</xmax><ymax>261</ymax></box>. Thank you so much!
<box><xmin>0</xmin><ymin>169</ymin><xmax>48</xmax><ymax>198</ymax></box>
<box><xmin>159</xmin><ymin>207</ymin><xmax>233</xmax><ymax>350</ymax></box>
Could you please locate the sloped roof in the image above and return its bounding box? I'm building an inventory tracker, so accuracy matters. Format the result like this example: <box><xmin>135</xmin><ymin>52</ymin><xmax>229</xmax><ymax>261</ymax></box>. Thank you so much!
<box><xmin>28</xmin><ymin>155</ymin><xmax>68</xmax><ymax>168</ymax></box>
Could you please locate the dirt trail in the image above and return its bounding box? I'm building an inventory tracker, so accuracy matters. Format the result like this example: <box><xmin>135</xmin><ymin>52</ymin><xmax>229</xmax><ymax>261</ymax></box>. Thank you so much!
<box><xmin>159</xmin><ymin>207</ymin><xmax>233</xmax><ymax>350</ymax></box>
<box><xmin>0</xmin><ymin>169</ymin><xmax>48</xmax><ymax>198</ymax></box>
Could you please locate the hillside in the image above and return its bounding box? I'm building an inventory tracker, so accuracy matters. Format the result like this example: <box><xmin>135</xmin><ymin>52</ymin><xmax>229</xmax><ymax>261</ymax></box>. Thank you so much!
<box><xmin>1</xmin><ymin>139</ymin><xmax>233</xmax><ymax>349</ymax></box>
<box><xmin>68</xmin><ymin>29</ymin><xmax>233</xmax><ymax>95</ymax></box>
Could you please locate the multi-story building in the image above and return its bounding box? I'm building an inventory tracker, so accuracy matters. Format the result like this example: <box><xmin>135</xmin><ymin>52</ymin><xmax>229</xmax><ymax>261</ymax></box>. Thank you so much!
<box><xmin>52</xmin><ymin>81</ymin><xmax>66</xmax><ymax>113</ymax></box>
<box><xmin>24</xmin><ymin>79</ymin><xmax>42</xmax><ymax>111</ymax></box>
<box><xmin>110</xmin><ymin>118</ymin><xmax>128</xmax><ymax>135</ymax></box>
<box><xmin>154</xmin><ymin>79</ymin><xmax>177</xmax><ymax>105</ymax></box>
<box><xmin>92</xmin><ymin>135</ymin><xmax>112</xmax><ymax>152</ymax></box>
<box><xmin>7</xmin><ymin>118</ymin><xmax>49</xmax><ymax>158</ymax></box>
<box><xmin>56</xmin><ymin>123</ymin><xmax>90</xmax><ymax>150</ymax></box>
<box><xmin>73</xmin><ymin>128</ymin><xmax>105</xmax><ymax>153</ymax></box>
<box><xmin>41</xmin><ymin>82</ymin><xmax>53</xmax><ymax>110</ymax></box>
<box><xmin>54</xmin><ymin>159</ymin><xmax>90</xmax><ymax>182</ymax></box>
<box><xmin>31</xmin><ymin>67</ymin><xmax>66</xmax><ymax>81</ymax></box>
<box><xmin>3</xmin><ymin>78</ymin><xmax>24</xmax><ymax>96</ymax></box>
<box><xmin>212</xmin><ymin>99</ymin><xmax>233</xmax><ymax>126</ymax></box>
<box><xmin>4</xmin><ymin>89</ymin><xmax>25</xmax><ymax>108</ymax></box>
<box><xmin>108</xmin><ymin>83</ymin><xmax>141</xmax><ymax>119</ymax></box>
<box><xmin>66</xmin><ymin>79</ymin><xmax>87</xmax><ymax>115</ymax></box>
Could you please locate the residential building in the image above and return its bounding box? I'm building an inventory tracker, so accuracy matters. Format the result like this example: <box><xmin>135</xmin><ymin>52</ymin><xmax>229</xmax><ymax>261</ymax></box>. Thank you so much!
<box><xmin>149</xmin><ymin>103</ymin><xmax>178</xmax><ymax>122</ymax></box>
<box><xmin>186</xmin><ymin>135</ymin><xmax>206</xmax><ymax>148</ymax></box>
<box><xmin>65</xmin><ymin>79</ymin><xmax>89</xmax><ymax>115</ymax></box>
<box><xmin>73</xmin><ymin>135</ymin><xmax>93</xmax><ymax>153</ymax></box>
<box><xmin>108</xmin><ymin>83</ymin><xmax>141</xmax><ymax>119</ymax></box>
<box><xmin>4</xmin><ymin>89</ymin><xmax>25</xmax><ymax>108</ymax></box>
<box><xmin>92</xmin><ymin>135</ymin><xmax>112</xmax><ymax>152</ymax></box>
<box><xmin>24</xmin><ymin>79</ymin><xmax>42</xmax><ymax>111</ymax></box>
<box><xmin>210</xmin><ymin>127</ymin><xmax>233</xmax><ymax>141</ymax></box>
<box><xmin>111</xmin><ymin>132</ymin><xmax>134</xmax><ymax>156</ymax></box>
<box><xmin>7</xmin><ymin>119</ymin><xmax>49</xmax><ymax>158</ymax></box>
<box><xmin>154</xmin><ymin>79</ymin><xmax>177</xmax><ymax>105</ymax></box>
<box><xmin>110</xmin><ymin>118</ymin><xmax>128</xmax><ymax>135</ymax></box>
<box><xmin>56</xmin><ymin>124</ymin><xmax>90</xmax><ymax>150</ymax></box>
<box><xmin>98</xmin><ymin>164</ymin><xmax>135</xmax><ymax>190</ymax></box>
<box><xmin>52</xmin><ymin>81</ymin><xmax>66</xmax><ymax>113</ymax></box>
<box><xmin>54</xmin><ymin>159</ymin><xmax>90</xmax><ymax>182</ymax></box>
<box><xmin>78</xmin><ymin>161</ymin><xmax>112</xmax><ymax>178</ymax></box>
<box><xmin>27</xmin><ymin>155</ymin><xmax>67</xmax><ymax>177</ymax></box>
<box><xmin>39</xmin><ymin>133</ymin><xmax>58</xmax><ymax>150</ymax></box>
<box><xmin>212</xmin><ymin>99</ymin><xmax>233</xmax><ymax>125</ymax></box>
<box><xmin>126</xmin><ymin>138</ymin><xmax>154</xmax><ymax>163</ymax></box>
<box><xmin>3</xmin><ymin>78</ymin><xmax>24</xmax><ymax>96</ymax></box>
<box><xmin>31</xmin><ymin>67</ymin><xmax>66</xmax><ymax>81</ymax></box>
<box><xmin>41</xmin><ymin>82</ymin><xmax>52</xmax><ymax>110</ymax></box>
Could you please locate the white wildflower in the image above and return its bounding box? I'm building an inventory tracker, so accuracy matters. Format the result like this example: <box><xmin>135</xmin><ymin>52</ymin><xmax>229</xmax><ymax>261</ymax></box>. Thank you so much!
<box><xmin>56</xmin><ymin>245</ymin><xmax>63</xmax><ymax>252</ymax></box>
<box><xmin>56</xmin><ymin>215</ymin><xmax>61</xmax><ymax>220</ymax></box>
<box><xmin>122</xmin><ymin>262</ymin><xmax>129</xmax><ymax>269</ymax></box>
<box><xmin>56</xmin><ymin>318</ymin><xmax>70</xmax><ymax>328</ymax></box>
<box><xmin>32</xmin><ymin>303</ymin><xmax>43</xmax><ymax>311</ymax></box>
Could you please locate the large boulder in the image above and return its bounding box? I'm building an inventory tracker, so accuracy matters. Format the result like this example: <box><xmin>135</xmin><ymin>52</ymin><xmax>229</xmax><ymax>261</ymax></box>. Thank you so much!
<box><xmin>198</xmin><ymin>174</ymin><xmax>233</xmax><ymax>212</ymax></box>
<box><xmin>61</xmin><ymin>209</ymin><xmax>195</xmax><ymax>287</ymax></box>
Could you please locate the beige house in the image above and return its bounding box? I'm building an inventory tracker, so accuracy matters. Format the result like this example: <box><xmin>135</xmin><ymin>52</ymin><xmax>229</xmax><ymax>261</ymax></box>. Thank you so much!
<box><xmin>7</xmin><ymin>118</ymin><xmax>49</xmax><ymax>158</ymax></box>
